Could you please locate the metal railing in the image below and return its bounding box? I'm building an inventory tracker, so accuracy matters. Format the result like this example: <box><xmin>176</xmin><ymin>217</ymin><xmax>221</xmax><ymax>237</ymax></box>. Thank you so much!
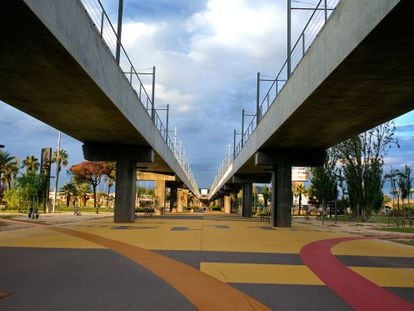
<box><xmin>211</xmin><ymin>0</ymin><xmax>341</xmax><ymax>193</ymax></box>
<box><xmin>80</xmin><ymin>0</ymin><xmax>199</xmax><ymax>194</ymax></box>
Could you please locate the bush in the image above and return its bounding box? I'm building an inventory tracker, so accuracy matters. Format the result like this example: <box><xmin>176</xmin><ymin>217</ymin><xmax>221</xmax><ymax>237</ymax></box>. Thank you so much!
<box><xmin>3</xmin><ymin>188</ymin><xmax>21</xmax><ymax>209</ymax></box>
<box><xmin>211</xmin><ymin>206</ymin><xmax>221</xmax><ymax>211</ymax></box>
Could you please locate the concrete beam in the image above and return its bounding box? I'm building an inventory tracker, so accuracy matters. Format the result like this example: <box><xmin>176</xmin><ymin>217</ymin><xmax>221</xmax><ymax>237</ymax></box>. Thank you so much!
<box><xmin>232</xmin><ymin>174</ymin><xmax>271</xmax><ymax>184</ymax></box>
<box><xmin>255</xmin><ymin>150</ymin><xmax>326</xmax><ymax>167</ymax></box>
<box><xmin>83</xmin><ymin>143</ymin><xmax>154</xmax><ymax>162</ymax></box>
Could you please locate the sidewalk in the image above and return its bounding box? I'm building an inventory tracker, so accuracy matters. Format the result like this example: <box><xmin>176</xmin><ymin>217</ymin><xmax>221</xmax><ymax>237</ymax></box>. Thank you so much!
<box><xmin>0</xmin><ymin>213</ymin><xmax>413</xmax><ymax>310</ymax></box>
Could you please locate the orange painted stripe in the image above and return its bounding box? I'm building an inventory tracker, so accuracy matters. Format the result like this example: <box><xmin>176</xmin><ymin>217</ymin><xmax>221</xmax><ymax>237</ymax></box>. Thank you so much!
<box><xmin>2</xmin><ymin>219</ymin><xmax>270</xmax><ymax>311</ymax></box>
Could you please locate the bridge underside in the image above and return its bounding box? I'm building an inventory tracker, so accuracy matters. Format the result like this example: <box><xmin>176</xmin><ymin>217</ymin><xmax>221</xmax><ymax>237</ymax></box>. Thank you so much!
<box><xmin>211</xmin><ymin>0</ymin><xmax>414</xmax><ymax>227</ymax></box>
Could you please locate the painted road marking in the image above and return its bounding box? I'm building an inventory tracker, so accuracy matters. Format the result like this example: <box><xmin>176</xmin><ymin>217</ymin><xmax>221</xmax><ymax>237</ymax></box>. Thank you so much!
<box><xmin>300</xmin><ymin>237</ymin><xmax>414</xmax><ymax>311</ymax></box>
<box><xmin>200</xmin><ymin>263</ymin><xmax>324</xmax><ymax>285</ymax></box>
<box><xmin>2</xmin><ymin>219</ymin><xmax>270</xmax><ymax>311</ymax></box>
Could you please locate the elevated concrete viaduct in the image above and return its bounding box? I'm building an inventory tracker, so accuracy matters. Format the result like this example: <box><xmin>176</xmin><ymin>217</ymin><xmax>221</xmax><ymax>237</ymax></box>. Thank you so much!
<box><xmin>209</xmin><ymin>0</ymin><xmax>414</xmax><ymax>227</ymax></box>
<box><xmin>0</xmin><ymin>0</ymin><xmax>198</xmax><ymax>222</ymax></box>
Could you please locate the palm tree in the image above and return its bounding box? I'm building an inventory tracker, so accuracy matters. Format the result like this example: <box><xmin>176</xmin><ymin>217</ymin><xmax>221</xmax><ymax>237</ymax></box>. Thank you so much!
<box><xmin>293</xmin><ymin>183</ymin><xmax>307</xmax><ymax>216</ymax></box>
<box><xmin>1</xmin><ymin>158</ymin><xmax>19</xmax><ymax>190</ymax></box>
<box><xmin>22</xmin><ymin>155</ymin><xmax>39</xmax><ymax>172</ymax></box>
<box><xmin>52</xmin><ymin>149</ymin><xmax>68</xmax><ymax>212</ymax></box>
<box><xmin>60</xmin><ymin>182</ymin><xmax>77</xmax><ymax>207</ymax></box>
<box><xmin>0</xmin><ymin>151</ymin><xmax>17</xmax><ymax>189</ymax></box>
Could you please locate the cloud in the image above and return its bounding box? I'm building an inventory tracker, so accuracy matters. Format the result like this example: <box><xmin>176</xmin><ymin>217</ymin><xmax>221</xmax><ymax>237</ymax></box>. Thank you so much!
<box><xmin>2</xmin><ymin>0</ymin><xmax>414</xmax><ymax>189</ymax></box>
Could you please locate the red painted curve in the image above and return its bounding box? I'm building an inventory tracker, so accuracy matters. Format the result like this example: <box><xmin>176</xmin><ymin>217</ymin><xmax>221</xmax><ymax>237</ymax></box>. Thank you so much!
<box><xmin>300</xmin><ymin>237</ymin><xmax>414</xmax><ymax>311</ymax></box>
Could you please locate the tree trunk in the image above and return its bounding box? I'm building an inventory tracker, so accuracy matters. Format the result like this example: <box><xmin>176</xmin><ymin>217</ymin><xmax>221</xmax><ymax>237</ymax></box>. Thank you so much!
<box><xmin>93</xmin><ymin>185</ymin><xmax>98</xmax><ymax>214</ymax></box>
<box><xmin>66</xmin><ymin>194</ymin><xmax>70</xmax><ymax>207</ymax></box>
<box><xmin>298</xmin><ymin>194</ymin><xmax>302</xmax><ymax>216</ymax></box>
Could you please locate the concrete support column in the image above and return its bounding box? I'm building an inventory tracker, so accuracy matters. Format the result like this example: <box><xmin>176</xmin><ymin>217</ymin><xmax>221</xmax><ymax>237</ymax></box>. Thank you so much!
<box><xmin>224</xmin><ymin>195</ymin><xmax>231</xmax><ymax>214</ymax></box>
<box><xmin>177</xmin><ymin>189</ymin><xmax>184</xmax><ymax>212</ymax></box>
<box><xmin>170</xmin><ymin>186</ymin><xmax>177</xmax><ymax>212</ymax></box>
<box><xmin>242</xmin><ymin>183</ymin><xmax>253</xmax><ymax>217</ymax></box>
<box><xmin>114</xmin><ymin>159</ymin><xmax>136</xmax><ymax>223</ymax></box>
<box><xmin>154</xmin><ymin>178</ymin><xmax>166</xmax><ymax>214</ymax></box>
<box><xmin>271</xmin><ymin>164</ymin><xmax>292</xmax><ymax>227</ymax></box>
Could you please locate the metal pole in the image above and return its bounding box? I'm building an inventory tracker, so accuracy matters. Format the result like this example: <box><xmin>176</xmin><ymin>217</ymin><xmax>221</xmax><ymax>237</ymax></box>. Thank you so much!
<box><xmin>241</xmin><ymin>109</ymin><xmax>245</xmax><ymax>148</ymax></box>
<box><xmin>115</xmin><ymin>0</ymin><xmax>124</xmax><ymax>65</ymax></box>
<box><xmin>287</xmin><ymin>0</ymin><xmax>292</xmax><ymax>78</ymax></box>
<box><xmin>174</xmin><ymin>127</ymin><xmax>177</xmax><ymax>156</ymax></box>
<box><xmin>151</xmin><ymin>66</ymin><xmax>156</xmax><ymax>121</ymax></box>
<box><xmin>324</xmin><ymin>0</ymin><xmax>328</xmax><ymax>22</ymax></box>
<box><xmin>256</xmin><ymin>72</ymin><xmax>260</xmax><ymax>125</ymax></box>
<box><xmin>166</xmin><ymin>104</ymin><xmax>169</xmax><ymax>140</ymax></box>
<box><xmin>233</xmin><ymin>129</ymin><xmax>236</xmax><ymax>159</ymax></box>
<box><xmin>53</xmin><ymin>131</ymin><xmax>61</xmax><ymax>213</ymax></box>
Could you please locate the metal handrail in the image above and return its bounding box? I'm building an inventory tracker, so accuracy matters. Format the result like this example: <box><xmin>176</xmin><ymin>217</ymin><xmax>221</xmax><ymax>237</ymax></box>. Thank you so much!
<box><xmin>81</xmin><ymin>0</ymin><xmax>199</xmax><ymax>194</ymax></box>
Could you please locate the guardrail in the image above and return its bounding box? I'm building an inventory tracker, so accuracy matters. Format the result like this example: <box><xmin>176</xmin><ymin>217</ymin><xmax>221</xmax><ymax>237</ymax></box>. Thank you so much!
<box><xmin>210</xmin><ymin>0</ymin><xmax>341</xmax><ymax>194</ymax></box>
<box><xmin>80</xmin><ymin>0</ymin><xmax>199</xmax><ymax>194</ymax></box>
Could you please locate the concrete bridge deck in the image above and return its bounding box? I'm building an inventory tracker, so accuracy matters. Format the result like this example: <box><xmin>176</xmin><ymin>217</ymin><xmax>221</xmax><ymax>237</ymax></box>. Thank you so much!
<box><xmin>209</xmin><ymin>0</ymin><xmax>414</xmax><ymax>226</ymax></box>
<box><xmin>0</xmin><ymin>0</ymin><xmax>198</xmax><ymax>220</ymax></box>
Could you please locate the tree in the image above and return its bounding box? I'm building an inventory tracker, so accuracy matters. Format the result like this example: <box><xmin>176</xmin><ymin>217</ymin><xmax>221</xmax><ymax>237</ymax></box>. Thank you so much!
<box><xmin>76</xmin><ymin>183</ymin><xmax>91</xmax><ymax>207</ymax></box>
<box><xmin>0</xmin><ymin>151</ymin><xmax>18</xmax><ymax>191</ymax></box>
<box><xmin>310</xmin><ymin>149</ymin><xmax>337</xmax><ymax>217</ymax></box>
<box><xmin>70</xmin><ymin>161</ymin><xmax>112</xmax><ymax>213</ymax></box>
<box><xmin>333</xmin><ymin>122</ymin><xmax>398</xmax><ymax>221</ymax></box>
<box><xmin>52</xmin><ymin>149</ymin><xmax>69</xmax><ymax>212</ymax></box>
<box><xmin>17</xmin><ymin>170</ymin><xmax>47</xmax><ymax>203</ymax></box>
<box><xmin>1</xmin><ymin>157</ymin><xmax>19</xmax><ymax>190</ymax></box>
<box><xmin>60</xmin><ymin>182</ymin><xmax>78</xmax><ymax>207</ymax></box>
<box><xmin>400</xmin><ymin>165</ymin><xmax>412</xmax><ymax>205</ymax></box>
<box><xmin>104</xmin><ymin>163</ymin><xmax>116</xmax><ymax>207</ymax></box>
<box><xmin>292</xmin><ymin>182</ymin><xmax>307</xmax><ymax>216</ymax></box>
<box><xmin>22</xmin><ymin>155</ymin><xmax>40</xmax><ymax>173</ymax></box>
<box><xmin>261</xmin><ymin>185</ymin><xmax>270</xmax><ymax>209</ymax></box>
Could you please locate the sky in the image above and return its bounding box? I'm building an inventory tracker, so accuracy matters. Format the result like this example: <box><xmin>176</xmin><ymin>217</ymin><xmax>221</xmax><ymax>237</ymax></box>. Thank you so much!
<box><xmin>1</xmin><ymin>0</ymin><xmax>414</xmax><ymax>190</ymax></box>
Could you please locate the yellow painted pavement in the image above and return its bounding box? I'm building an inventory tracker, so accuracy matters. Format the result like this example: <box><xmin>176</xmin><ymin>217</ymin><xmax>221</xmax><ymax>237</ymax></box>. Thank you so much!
<box><xmin>0</xmin><ymin>226</ymin><xmax>103</xmax><ymax>249</ymax></box>
<box><xmin>350</xmin><ymin>267</ymin><xmax>414</xmax><ymax>287</ymax></box>
<box><xmin>200</xmin><ymin>263</ymin><xmax>325</xmax><ymax>285</ymax></box>
<box><xmin>332</xmin><ymin>239</ymin><xmax>414</xmax><ymax>257</ymax></box>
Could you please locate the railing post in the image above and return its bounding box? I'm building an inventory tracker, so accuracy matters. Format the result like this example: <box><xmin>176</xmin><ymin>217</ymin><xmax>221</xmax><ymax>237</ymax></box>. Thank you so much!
<box><xmin>129</xmin><ymin>65</ymin><xmax>133</xmax><ymax>84</ymax></box>
<box><xmin>166</xmin><ymin>104</ymin><xmax>169</xmax><ymax>140</ymax></box>
<box><xmin>324</xmin><ymin>0</ymin><xmax>328</xmax><ymax>22</ymax></box>
<box><xmin>233</xmin><ymin>129</ymin><xmax>236</xmax><ymax>159</ymax></box>
<box><xmin>287</xmin><ymin>0</ymin><xmax>292</xmax><ymax>79</ymax></box>
<box><xmin>115</xmin><ymin>0</ymin><xmax>123</xmax><ymax>65</ymax></box>
<box><xmin>256</xmin><ymin>72</ymin><xmax>260</xmax><ymax>126</ymax></box>
<box><xmin>151</xmin><ymin>66</ymin><xmax>156</xmax><ymax>121</ymax></box>
<box><xmin>241</xmin><ymin>109</ymin><xmax>245</xmax><ymax>148</ymax></box>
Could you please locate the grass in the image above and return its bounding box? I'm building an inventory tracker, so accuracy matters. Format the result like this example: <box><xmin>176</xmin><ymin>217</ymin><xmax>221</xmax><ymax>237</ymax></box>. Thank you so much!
<box><xmin>381</xmin><ymin>227</ymin><xmax>414</xmax><ymax>234</ymax></box>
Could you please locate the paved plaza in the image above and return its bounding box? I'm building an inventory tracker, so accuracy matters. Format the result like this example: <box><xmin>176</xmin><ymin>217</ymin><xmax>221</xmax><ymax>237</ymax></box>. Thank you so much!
<box><xmin>0</xmin><ymin>213</ymin><xmax>413</xmax><ymax>310</ymax></box>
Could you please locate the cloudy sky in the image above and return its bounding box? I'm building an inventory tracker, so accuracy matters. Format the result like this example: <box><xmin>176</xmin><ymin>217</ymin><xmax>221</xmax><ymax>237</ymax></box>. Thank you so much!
<box><xmin>1</xmin><ymin>0</ymin><xmax>414</xmax><ymax>189</ymax></box>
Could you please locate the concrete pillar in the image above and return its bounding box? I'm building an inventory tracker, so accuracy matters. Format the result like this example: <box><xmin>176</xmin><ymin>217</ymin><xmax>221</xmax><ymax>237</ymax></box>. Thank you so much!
<box><xmin>224</xmin><ymin>195</ymin><xmax>231</xmax><ymax>214</ymax></box>
<box><xmin>170</xmin><ymin>186</ymin><xmax>177</xmax><ymax>212</ymax></box>
<box><xmin>231</xmin><ymin>192</ymin><xmax>238</xmax><ymax>213</ymax></box>
<box><xmin>177</xmin><ymin>189</ymin><xmax>184</xmax><ymax>212</ymax></box>
<box><xmin>154</xmin><ymin>178</ymin><xmax>166</xmax><ymax>214</ymax></box>
<box><xmin>271</xmin><ymin>164</ymin><xmax>292</xmax><ymax>227</ymax></box>
<box><xmin>242</xmin><ymin>183</ymin><xmax>253</xmax><ymax>217</ymax></box>
<box><xmin>114</xmin><ymin>159</ymin><xmax>137</xmax><ymax>223</ymax></box>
